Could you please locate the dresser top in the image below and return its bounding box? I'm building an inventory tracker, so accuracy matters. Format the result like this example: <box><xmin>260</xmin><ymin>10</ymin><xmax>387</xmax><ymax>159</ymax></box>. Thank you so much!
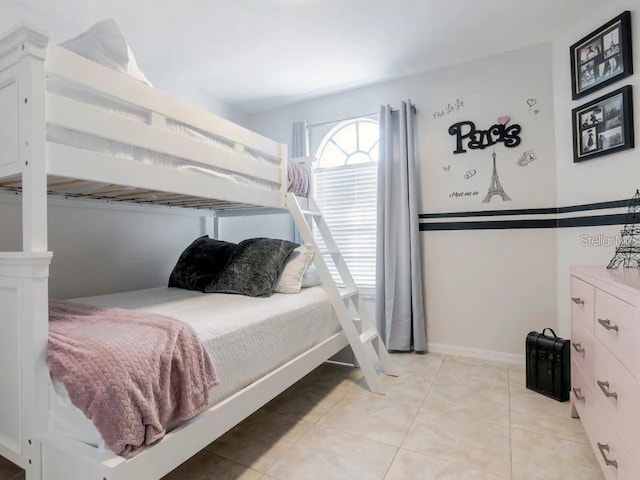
<box><xmin>571</xmin><ymin>265</ymin><xmax>640</xmax><ymax>296</ymax></box>
<box><xmin>572</xmin><ymin>266</ymin><xmax>640</xmax><ymax>297</ymax></box>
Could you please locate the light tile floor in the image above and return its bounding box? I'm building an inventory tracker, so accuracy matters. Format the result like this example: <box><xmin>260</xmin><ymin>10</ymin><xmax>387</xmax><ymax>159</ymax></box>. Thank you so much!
<box><xmin>0</xmin><ymin>353</ymin><xmax>604</xmax><ymax>480</ymax></box>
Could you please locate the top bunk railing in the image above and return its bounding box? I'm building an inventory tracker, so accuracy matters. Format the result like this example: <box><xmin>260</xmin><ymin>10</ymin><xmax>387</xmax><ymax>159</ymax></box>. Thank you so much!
<box><xmin>0</xmin><ymin>24</ymin><xmax>292</xmax><ymax>211</ymax></box>
<box><xmin>46</xmin><ymin>45</ymin><xmax>284</xmax><ymax>165</ymax></box>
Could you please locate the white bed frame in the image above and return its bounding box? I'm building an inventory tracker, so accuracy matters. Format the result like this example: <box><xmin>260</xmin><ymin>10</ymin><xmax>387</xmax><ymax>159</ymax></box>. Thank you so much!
<box><xmin>0</xmin><ymin>25</ymin><xmax>396</xmax><ymax>480</ymax></box>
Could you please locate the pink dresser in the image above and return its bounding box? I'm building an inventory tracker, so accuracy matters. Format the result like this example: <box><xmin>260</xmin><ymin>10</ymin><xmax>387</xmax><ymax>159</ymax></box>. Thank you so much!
<box><xmin>570</xmin><ymin>267</ymin><xmax>640</xmax><ymax>480</ymax></box>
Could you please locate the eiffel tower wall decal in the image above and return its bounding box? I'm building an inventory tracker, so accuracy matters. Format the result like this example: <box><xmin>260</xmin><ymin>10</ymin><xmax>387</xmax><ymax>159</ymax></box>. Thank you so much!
<box><xmin>482</xmin><ymin>151</ymin><xmax>512</xmax><ymax>204</ymax></box>
<box><xmin>607</xmin><ymin>190</ymin><xmax>640</xmax><ymax>269</ymax></box>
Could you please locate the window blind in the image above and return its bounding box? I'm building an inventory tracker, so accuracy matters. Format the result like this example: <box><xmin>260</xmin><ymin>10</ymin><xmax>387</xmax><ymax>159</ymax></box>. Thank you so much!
<box><xmin>314</xmin><ymin>162</ymin><xmax>378</xmax><ymax>296</ymax></box>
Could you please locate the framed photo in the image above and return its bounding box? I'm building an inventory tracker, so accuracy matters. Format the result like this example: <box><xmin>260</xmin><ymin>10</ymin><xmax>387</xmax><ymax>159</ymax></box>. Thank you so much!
<box><xmin>570</xmin><ymin>11</ymin><xmax>633</xmax><ymax>100</ymax></box>
<box><xmin>572</xmin><ymin>85</ymin><xmax>634</xmax><ymax>162</ymax></box>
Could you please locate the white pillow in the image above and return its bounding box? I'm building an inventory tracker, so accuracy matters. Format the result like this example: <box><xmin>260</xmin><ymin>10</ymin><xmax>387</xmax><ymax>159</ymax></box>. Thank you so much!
<box><xmin>274</xmin><ymin>245</ymin><xmax>315</xmax><ymax>294</ymax></box>
<box><xmin>301</xmin><ymin>263</ymin><xmax>321</xmax><ymax>288</ymax></box>
<box><xmin>60</xmin><ymin>19</ymin><xmax>152</xmax><ymax>86</ymax></box>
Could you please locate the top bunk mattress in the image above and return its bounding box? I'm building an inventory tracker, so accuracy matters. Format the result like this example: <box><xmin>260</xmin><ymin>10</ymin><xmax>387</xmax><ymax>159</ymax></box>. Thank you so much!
<box><xmin>49</xmin><ymin>286</ymin><xmax>339</xmax><ymax>450</ymax></box>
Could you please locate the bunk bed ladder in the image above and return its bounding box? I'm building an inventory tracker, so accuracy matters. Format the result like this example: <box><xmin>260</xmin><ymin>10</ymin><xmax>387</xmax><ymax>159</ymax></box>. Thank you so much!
<box><xmin>286</xmin><ymin>193</ymin><xmax>398</xmax><ymax>395</ymax></box>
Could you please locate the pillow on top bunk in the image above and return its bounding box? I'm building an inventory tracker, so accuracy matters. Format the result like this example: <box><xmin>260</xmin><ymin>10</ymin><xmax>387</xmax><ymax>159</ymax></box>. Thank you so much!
<box><xmin>288</xmin><ymin>160</ymin><xmax>310</xmax><ymax>198</ymax></box>
<box><xmin>274</xmin><ymin>244</ymin><xmax>315</xmax><ymax>294</ymax></box>
<box><xmin>205</xmin><ymin>238</ymin><xmax>298</xmax><ymax>297</ymax></box>
<box><xmin>169</xmin><ymin>236</ymin><xmax>238</xmax><ymax>292</ymax></box>
<box><xmin>60</xmin><ymin>18</ymin><xmax>153</xmax><ymax>86</ymax></box>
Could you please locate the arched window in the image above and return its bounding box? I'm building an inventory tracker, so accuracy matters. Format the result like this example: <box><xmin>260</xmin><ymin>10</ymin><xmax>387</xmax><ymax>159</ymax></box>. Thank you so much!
<box><xmin>315</xmin><ymin>119</ymin><xmax>379</xmax><ymax>168</ymax></box>
<box><xmin>314</xmin><ymin>118</ymin><xmax>379</xmax><ymax>295</ymax></box>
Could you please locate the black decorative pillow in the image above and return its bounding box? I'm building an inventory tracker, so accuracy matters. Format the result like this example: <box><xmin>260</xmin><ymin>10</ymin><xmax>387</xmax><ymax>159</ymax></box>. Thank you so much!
<box><xmin>168</xmin><ymin>236</ymin><xmax>238</xmax><ymax>292</ymax></box>
<box><xmin>204</xmin><ymin>238</ymin><xmax>299</xmax><ymax>297</ymax></box>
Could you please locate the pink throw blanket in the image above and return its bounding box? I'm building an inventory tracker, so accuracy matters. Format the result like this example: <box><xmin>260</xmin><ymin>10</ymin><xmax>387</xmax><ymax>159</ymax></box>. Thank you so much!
<box><xmin>47</xmin><ymin>300</ymin><xmax>218</xmax><ymax>458</ymax></box>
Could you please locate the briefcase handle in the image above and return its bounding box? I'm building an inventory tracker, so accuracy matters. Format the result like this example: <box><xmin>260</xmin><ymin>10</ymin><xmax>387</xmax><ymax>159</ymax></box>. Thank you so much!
<box><xmin>542</xmin><ymin>328</ymin><xmax>558</xmax><ymax>338</ymax></box>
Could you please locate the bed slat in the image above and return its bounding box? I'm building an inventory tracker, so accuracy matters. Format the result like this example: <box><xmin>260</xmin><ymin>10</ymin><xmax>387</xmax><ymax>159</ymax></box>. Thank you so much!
<box><xmin>46</xmin><ymin>142</ymin><xmax>283</xmax><ymax>208</ymax></box>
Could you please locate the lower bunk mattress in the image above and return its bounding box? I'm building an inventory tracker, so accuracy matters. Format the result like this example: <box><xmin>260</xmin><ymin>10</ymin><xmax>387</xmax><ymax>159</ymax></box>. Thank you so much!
<box><xmin>49</xmin><ymin>286</ymin><xmax>339</xmax><ymax>453</ymax></box>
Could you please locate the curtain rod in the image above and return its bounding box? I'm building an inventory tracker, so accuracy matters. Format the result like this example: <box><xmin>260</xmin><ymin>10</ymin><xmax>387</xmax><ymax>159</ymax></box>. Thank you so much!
<box><xmin>307</xmin><ymin>104</ymin><xmax>417</xmax><ymax>129</ymax></box>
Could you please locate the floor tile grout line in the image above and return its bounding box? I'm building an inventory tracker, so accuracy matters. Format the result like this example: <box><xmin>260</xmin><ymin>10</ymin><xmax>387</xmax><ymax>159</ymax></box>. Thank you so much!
<box><xmin>216</xmin><ymin>370</ymin><xmax>358</xmax><ymax>477</ymax></box>
<box><xmin>300</xmin><ymin>358</ymin><xmax>515</xmax><ymax>479</ymax></box>
<box><xmin>381</xmin><ymin>355</ymin><xmax>445</xmax><ymax>480</ymax></box>
<box><xmin>210</xmin><ymin>434</ymin><xmax>298</xmax><ymax>475</ymax></box>
<box><xmin>509</xmin><ymin>425</ymin><xmax>590</xmax><ymax>445</ymax></box>
<box><xmin>252</xmin><ymin>373</ymin><xmax>363</xmax><ymax>478</ymax></box>
<box><xmin>509</xmin><ymin>424</ymin><xmax>592</xmax><ymax>446</ymax></box>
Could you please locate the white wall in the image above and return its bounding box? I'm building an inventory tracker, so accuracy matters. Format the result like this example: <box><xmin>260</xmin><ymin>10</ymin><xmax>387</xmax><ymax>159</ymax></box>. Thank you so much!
<box><xmin>0</xmin><ymin>196</ymin><xmax>205</xmax><ymax>299</ymax></box>
<box><xmin>0</xmin><ymin>0</ymin><xmax>27</xmax><ymax>32</ymax></box>
<box><xmin>553</xmin><ymin>1</ymin><xmax>640</xmax><ymax>338</ymax></box>
<box><xmin>247</xmin><ymin>44</ymin><xmax>557</xmax><ymax>360</ymax></box>
<box><xmin>217</xmin><ymin>213</ymin><xmax>294</xmax><ymax>243</ymax></box>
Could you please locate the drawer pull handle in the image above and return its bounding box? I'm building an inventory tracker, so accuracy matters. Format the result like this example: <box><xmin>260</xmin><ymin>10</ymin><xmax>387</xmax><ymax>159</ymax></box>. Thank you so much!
<box><xmin>571</xmin><ymin>297</ymin><xmax>585</xmax><ymax>305</ymax></box>
<box><xmin>572</xmin><ymin>387</ymin><xmax>585</xmax><ymax>402</ymax></box>
<box><xmin>597</xmin><ymin>318</ymin><xmax>619</xmax><ymax>332</ymax></box>
<box><xmin>571</xmin><ymin>342</ymin><xmax>585</xmax><ymax>355</ymax></box>
<box><xmin>597</xmin><ymin>443</ymin><xmax>618</xmax><ymax>469</ymax></box>
<box><xmin>597</xmin><ymin>380</ymin><xmax>618</xmax><ymax>400</ymax></box>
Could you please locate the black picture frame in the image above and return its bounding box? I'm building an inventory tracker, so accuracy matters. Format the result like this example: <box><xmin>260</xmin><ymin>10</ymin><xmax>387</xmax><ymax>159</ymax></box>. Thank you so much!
<box><xmin>570</xmin><ymin>11</ymin><xmax>633</xmax><ymax>100</ymax></box>
<box><xmin>572</xmin><ymin>85</ymin><xmax>634</xmax><ymax>163</ymax></box>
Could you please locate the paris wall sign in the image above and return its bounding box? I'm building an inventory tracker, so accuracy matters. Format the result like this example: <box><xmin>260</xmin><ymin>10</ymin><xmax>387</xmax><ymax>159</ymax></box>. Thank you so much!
<box><xmin>445</xmin><ymin>116</ymin><xmax>519</xmax><ymax>204</ymax></box>
<box><xmin>448</xmin><ymin>116</ymin><xmax>522</xmax><ymax>154</ymax></box>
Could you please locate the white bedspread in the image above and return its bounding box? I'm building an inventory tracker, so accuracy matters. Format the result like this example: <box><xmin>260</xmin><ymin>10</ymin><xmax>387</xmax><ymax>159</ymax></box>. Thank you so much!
<box><xmin>49</xmin><ymin>287</ymin><xmax>338</xmax><ymax>451</ymax></box>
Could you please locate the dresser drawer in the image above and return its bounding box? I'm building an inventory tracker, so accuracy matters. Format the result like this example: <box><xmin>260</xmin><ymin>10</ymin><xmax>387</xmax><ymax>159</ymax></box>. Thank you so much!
<box><xmin>585</xmin><ymin>407</ymin><xmax>637</xmax><ymax>480</ymax></box>
<box><xmin>594</xmin><ymin>341</ymin><xmax>640</xmax><ymax>458</ymax></box>
<box><xmin>571</xmin><ymin>276</ymin><xmax>595</xmax><ymax>332</ymax></box>
<box><xmin>571</xmin><ymin>357</ymin><xmax>594</xmax><ymax>421</ymax></box>
<box><xmin>571</xmin><ymin>316</ymin><xmax>596</xmax><ymax>384</ymax></box>
<box><xmin>595</xmin><ymin>289</ymin><xmax>638</xmax><ymax>378</ymax></box>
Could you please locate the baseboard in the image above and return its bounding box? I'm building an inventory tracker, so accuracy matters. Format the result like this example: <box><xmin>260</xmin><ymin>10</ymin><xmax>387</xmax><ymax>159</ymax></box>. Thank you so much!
<box><xmin>427</xmin><ymin>342</ymin><xmax>525</xmax><ymax>365</ymax></box>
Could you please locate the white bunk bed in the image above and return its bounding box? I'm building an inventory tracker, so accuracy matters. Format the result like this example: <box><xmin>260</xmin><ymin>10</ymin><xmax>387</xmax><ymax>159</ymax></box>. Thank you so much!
<box><xmin>0</xmin><ymin>24</ymin><xmax>397</xmax><ymax>480</ymax></box>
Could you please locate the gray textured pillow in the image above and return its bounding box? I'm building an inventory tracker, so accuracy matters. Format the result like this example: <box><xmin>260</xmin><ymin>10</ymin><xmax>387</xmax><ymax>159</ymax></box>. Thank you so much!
<box><xmin>168</xmin><ymin>236</ymin><xmax>238</xmax><ymax>292</ymax></box>
<box><xmin>204</xmin><ymin>238</ymin><xmax>299</xmax><ymax>297</ymax></box>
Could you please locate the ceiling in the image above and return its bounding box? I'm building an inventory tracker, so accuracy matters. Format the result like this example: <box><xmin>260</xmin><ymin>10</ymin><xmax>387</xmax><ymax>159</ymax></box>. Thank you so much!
<box><xmin>19</xmin><ymin>0</ymin><xmax>606</xmax><ymax>113</ymax></box>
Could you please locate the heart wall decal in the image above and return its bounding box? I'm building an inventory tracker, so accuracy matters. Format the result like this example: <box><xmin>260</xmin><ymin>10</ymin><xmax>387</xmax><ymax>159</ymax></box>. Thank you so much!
<box><xmin>497</xmin><ymin>115</ymin><xmax>511</xmax><ymax>125</ymax></box>
<box><xmin>527</xmin><ymin>98</ymin><xmax>537</xmax><ymax>107</ymax></box>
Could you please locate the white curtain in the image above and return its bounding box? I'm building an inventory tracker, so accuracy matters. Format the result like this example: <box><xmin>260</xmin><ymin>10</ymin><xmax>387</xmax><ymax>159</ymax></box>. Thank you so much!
<box><xmin>291</xmin><ymin>121</ymin><xmax>309</xmax><ymax>158</ymax></box>
<box><xmin>376</xmin><ymin>102</ymin><xmax>426</xmax><ymax>352</ymax></box>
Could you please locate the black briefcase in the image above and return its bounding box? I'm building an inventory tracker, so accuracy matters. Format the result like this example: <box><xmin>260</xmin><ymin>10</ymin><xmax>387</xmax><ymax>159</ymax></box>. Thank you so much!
<box><xmin>526</xmin><ymin>328</ymin><xmax>570</xmax><ymax>402</ymax></box>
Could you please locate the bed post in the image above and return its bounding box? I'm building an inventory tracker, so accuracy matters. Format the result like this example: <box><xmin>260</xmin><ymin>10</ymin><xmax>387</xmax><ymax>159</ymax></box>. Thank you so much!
<box><xmin>0</xmin><ymin>24</ymin><xmax>50</xmax><ymax>480</ymax></box>
<box><xmin>18</xmin><ymin>26</ymin><xmax>49</xmax><ymax>253</ymax></box>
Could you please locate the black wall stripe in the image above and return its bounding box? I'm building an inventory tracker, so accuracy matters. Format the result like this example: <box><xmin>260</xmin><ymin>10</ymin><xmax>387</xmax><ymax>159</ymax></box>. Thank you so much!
<box><xmin>419</xmin><ymin>199</ymin><xmax>629</xmax><ymax>220</ymax></box>
<box><xmin>420</xmin><ymin>214</ymin><xmax>628</xmax><ymax>231</ymax></box>
<box><xmin>557</xmin><ymin>199</ymin><xmax>630</xmax><ymax>214</ymax></box>
<box><xmin>420</xmin><ymin>219</ymin><xmax>556</xmax><ymax>231</ymax></box>
<box><xmin>419</xmin><ymin>207</ymin><xmax>556</xmax><ymax>219</ymax></box>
